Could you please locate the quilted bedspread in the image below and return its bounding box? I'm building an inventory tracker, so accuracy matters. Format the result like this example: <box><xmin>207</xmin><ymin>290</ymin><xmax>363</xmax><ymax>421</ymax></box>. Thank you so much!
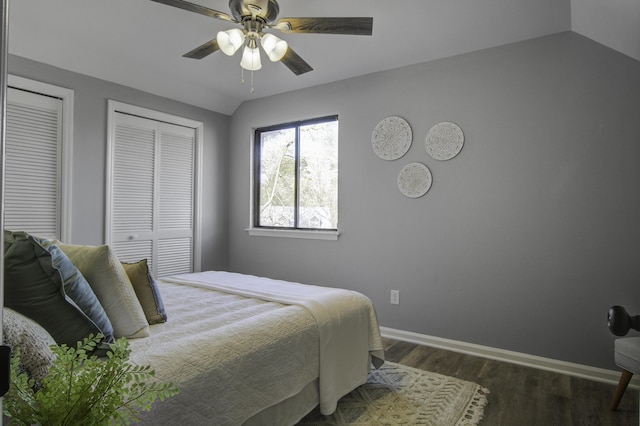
<box><xmin>128</xmin><ymin>271</ymin><xmax>384</xmax><ymax>425</ymax></box>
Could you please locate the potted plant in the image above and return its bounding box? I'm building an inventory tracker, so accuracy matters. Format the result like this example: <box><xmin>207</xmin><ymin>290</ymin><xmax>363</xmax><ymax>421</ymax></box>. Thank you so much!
<box><xmin>3</xmin><ymin>334</ymin><xmax>178</xmax><ymax>425</ymax></box>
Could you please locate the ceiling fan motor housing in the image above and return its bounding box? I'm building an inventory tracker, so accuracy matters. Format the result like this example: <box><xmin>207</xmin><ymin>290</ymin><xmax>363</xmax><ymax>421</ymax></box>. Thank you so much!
<box><xmin>229</xmin><ymin>0</ymin><xmax>280</xmax><ymax>23</ymax></box>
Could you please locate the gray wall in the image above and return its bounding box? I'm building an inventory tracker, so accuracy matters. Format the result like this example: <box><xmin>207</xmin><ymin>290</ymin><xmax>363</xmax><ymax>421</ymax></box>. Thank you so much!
<box><xmin>228</xmin><ymin>32</ymin><xmax>640</xmax><ymax>369</ymax></box>
<box><xmin>8</xmin><ymin>55</ymin><xmax>231</xmax><ymax>272</ymax></box>
<box><xmin>9</xmin><ymin>31</ymin><xmax>640</xmax><ymax>370</ymax></box>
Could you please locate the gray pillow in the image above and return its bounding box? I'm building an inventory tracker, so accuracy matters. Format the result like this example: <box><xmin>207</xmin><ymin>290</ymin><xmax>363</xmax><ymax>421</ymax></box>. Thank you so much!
<box><xmin>2</xmin><ymin>307</ymin><xmax>56</xmax><ymax>384</ymax></box>
<box><xmin>3</xmin><ymin>230</ymin><xmax>115</xmax><ymax>347</ymax></box>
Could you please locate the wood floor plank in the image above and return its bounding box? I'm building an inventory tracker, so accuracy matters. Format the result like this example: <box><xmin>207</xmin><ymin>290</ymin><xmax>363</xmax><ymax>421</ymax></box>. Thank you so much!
<box><xmin>381</xmin><ymin>338</ymin><xmax>414</xmax><ymax>360</ymax></box>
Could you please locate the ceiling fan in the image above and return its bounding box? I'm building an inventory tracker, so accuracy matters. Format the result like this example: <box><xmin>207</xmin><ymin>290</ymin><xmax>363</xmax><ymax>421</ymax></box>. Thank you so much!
<box><xmin>151</xmin><ymin>0</ymin><xmax>373</xmax><ymax>76</ymax></box>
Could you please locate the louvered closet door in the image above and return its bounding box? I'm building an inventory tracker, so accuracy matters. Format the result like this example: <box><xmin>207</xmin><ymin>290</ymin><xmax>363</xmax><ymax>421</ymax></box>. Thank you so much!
<box><xmin>157</xmin><ymin>128</ymin><xmax>195</xmax><ymax>276</ymax></box>
<box><xmin>110</xmin><ymin>112</ymin><xmax>196</xmax><ymax>277</ymax></box>
<box><xmin>5</xmin><ymin>88</ymin><xmax>62</xmax><ymax>239</ymax></box>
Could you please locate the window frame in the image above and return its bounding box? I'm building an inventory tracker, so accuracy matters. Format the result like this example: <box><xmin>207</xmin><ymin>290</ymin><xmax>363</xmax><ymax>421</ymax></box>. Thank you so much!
<box><xmin>248</xmin><ymin>115</ymin><xmax>340</xmax><ymax>240</ymax></box>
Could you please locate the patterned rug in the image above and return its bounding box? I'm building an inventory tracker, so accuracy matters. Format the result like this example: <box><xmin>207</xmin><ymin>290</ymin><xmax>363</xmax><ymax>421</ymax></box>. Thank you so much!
<box><xmin>298</xmin><ymin>362</ymin><xmax>489</xmax><ymax>426</ymax></box>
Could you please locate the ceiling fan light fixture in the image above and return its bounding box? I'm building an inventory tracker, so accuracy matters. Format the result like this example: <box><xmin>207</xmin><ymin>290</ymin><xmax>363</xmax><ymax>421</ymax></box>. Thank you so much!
<box><xmin>155</xmin><ymin>0</ymin><xmax>373</xmax><ymax>83</ymax></box>
<box><xmin>240</xmin><ymin>39</ymin><xmax>262</xmax><ymax>71</ymax></box>
<box><xmin>260</xmin><ymin>33</ymin><xmax>288</xmax><ymax>62</ymax></box>
<box><xmin>217</xmin><ymin>28</ymin><xmax>246</xmax><ymax>56</ymax></box>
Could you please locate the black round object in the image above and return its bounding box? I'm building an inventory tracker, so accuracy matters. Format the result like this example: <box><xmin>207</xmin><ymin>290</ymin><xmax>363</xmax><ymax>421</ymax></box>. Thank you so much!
<box><xmin>608</xmin><ymin>305</ymin><xmax>631</xmax><ymax>336</ymax></box>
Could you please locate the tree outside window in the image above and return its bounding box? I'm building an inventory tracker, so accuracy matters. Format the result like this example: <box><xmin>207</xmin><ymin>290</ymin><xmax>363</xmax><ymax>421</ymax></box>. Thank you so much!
<box><xmin>255</xmin><ymin>116</ymin><xmax>338</xmax><ymax>230</ymax></box>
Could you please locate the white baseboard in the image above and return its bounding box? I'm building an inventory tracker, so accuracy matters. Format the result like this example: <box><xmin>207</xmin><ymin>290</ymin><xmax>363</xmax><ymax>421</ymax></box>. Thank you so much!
<box><xmin>380</xmin><ymin>326</ymin><xmax>640</xmax><ymax>389</ymax></box>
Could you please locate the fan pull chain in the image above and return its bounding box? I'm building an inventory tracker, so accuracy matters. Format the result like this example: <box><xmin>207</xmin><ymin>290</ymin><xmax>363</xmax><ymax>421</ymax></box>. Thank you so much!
<box><xmin>239</xmin><ymin>66</ymin><xmax>255</xmax><ymax>93</ymax></box>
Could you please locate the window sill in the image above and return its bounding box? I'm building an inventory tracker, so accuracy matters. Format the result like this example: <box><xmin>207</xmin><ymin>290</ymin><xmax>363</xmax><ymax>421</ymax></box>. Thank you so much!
<box><xmin>246</xmin><ymin>228</ymin><xmax>340</xmax><ymax>240</ymax></box>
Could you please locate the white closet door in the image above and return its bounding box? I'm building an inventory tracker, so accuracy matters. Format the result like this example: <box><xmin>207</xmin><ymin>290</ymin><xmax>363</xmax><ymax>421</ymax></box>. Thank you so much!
<box><xmin>157</xmin><ymin>126</ymin><xmax>195</xmax><ymax>277</ymax></box>
<box><xmin>109</xmin><ymin>112</ymin><xmax>196</xmax><ymax>277</ymax></box>
<box><xmin>5</xmin><ymin>88</ymin><xmax>62</xmax><ymax>239</ymax></box>
<box><xmin>110</xmin><ymin>113</ymin><xmax>156</xmax><ymax>268</ymax></box>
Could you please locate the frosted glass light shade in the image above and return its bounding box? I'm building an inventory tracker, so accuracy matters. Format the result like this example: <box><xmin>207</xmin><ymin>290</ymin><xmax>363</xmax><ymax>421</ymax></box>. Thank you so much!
<box><xmin>217</xmin><ymin>29</ymin><xmax>245</xmax><ymax>56</ymax></box>
<box><xmin>260</xmin><ymin>33</ymin><xmax>288</xmax><ymax>62</ymax></box>
<box><xmin>240</xmin><ymin>45</ymin><xmax>262</xmax><ymax>70</ymax></box>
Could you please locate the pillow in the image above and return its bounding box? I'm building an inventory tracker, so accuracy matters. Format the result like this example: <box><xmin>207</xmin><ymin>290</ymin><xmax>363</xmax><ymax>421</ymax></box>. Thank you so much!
<box><xmin>3</xmin><ymin>307</ymin><xmax>56</xmax><ymax>384</ymax></box>
<box><xmin>4</xmin><ymin>230</ymin><xmax>115</xmax><ymax>348</ymax></box>
<box><xmin>57</xmin><ymin>243</ymin><xmax>149</xmax><ymax>339</ymax></box>
<box><xmin>122</xmin><ymin>259</ymin><xmax>167</xmax><ymax>325</ymax></box>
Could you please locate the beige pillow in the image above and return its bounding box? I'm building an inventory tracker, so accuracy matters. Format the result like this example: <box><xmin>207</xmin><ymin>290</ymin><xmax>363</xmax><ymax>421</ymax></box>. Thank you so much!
<box><xmin>122</xmin><ymin>259</ymin><xmax>167</xmax><ymax>325</ymax></box>
<box><xmin>57</xmin><ymin>244</ymin><xmax>149</xmax><ymax>339</ymax></box>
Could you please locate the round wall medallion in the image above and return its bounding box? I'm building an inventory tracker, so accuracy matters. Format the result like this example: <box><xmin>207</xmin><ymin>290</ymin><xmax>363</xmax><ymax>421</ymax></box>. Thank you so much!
<box><xmin>397</xmin><ymin>162</ymin><xmax>432</xmax><ymax>198</ymax></box>
<box><xmin>425</xmin><ymin>122</ymin><xmax>464</xmax><ymax>161</ymax></box>
<box><xmin>371</xmin><ymin>116</ymin><xmax>412</xmax><ymax>160</ymax></box>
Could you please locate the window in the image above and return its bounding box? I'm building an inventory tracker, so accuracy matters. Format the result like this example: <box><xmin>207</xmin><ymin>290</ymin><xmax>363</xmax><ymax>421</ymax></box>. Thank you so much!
<box><xmin>253</xmin><ymin>116</ymin><xmax>338</xmax><ymax>237</ymax></box>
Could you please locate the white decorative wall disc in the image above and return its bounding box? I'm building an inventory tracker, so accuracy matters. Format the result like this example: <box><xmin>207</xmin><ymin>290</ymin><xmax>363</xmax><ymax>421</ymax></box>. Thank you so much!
<box><xmin>372</xmin><ymin>116</ymin><xmax>412</xmax><ymax>160</ymax></box>
<box><xmin>425</xmin><ymin>121</ymin><xmax>464</xmax><ymax>160</ymax></box>
<box><xmin>397</xmin><ymin>162</ymin><xmax>432</xmax><ymax>198</ymax></box>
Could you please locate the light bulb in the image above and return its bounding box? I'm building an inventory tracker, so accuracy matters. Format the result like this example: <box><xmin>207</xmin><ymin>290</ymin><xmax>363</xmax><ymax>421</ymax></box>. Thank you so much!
<box><xmin>217</xmin><ymin>28</ymin><xmax>245</xmax><ymax>56</ymax></box>
<box><xmin>240</xmin><ymin>42</ymin><xmax>262</xmax><ymax>71</ymax></box>
<box><xmin>260</xmin><ymin>33</ymin><xmax>288</xmax><ymax>62</ymax></box>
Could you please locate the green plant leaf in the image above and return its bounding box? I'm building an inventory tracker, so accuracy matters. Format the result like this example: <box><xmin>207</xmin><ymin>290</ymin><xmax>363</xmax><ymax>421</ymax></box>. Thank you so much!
<box><xmin>3</xmin><ymin>334</ymin><xmax>179</xmax><ymax>425</ymax></box>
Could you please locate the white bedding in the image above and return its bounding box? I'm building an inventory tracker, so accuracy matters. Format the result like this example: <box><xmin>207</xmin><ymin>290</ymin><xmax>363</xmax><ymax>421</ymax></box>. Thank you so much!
<box><xmin>129</xmin><ymin>271</ymin><xmax>384</xmax><ymax>425</ymax></box>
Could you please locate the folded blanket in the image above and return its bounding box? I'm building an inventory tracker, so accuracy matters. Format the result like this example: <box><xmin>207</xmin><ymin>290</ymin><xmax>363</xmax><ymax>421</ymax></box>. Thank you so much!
<box><xmin>164</xmin><ymin>271</ymin><xmax>385</xmax><ymax>414</ymax></box>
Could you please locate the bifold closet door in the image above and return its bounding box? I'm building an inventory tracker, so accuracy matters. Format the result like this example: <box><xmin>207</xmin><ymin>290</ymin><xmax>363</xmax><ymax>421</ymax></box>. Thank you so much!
<box><xmin>5</xmin><ymin>87</ymin><xmax>62</xmax><ymax>239</ymax></box>
<box><xmin>109</xmin><ymin>112</ymin><xmax>195</xmax><ymax>277</ymax></box>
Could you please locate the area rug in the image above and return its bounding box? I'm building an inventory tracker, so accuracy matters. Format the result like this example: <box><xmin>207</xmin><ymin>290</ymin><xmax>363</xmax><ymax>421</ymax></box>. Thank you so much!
<box><xmin>298</xmin><ymin>362</ymin><xmax>489</xmax><ymax>426</ymax></box>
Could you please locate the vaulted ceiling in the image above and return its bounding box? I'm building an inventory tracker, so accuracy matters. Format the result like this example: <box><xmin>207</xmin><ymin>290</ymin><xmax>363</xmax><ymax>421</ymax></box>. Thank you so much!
<box><xmin>8</xmin><ymin>0</ymin><xmax>640</xmax><ymax>115</ymax></box>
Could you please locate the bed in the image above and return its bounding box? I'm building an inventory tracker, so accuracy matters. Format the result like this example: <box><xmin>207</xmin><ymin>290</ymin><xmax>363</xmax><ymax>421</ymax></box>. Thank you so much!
<box><xmin>2</xmin><ymin>230</ymin><xmax>384</xmax><ymax>425</ymax></box>
<box><xmin>129</xmin><ymin>271</ymin><xmax>385</xmax><ymax>425</ymax></box>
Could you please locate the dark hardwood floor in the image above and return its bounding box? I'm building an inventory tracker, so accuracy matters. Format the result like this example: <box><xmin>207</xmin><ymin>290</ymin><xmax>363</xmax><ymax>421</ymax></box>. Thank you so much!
<box><xmin>383</xmin><ymin>337</ymin><xmax>638</xmax><ymax>426</ymax></box>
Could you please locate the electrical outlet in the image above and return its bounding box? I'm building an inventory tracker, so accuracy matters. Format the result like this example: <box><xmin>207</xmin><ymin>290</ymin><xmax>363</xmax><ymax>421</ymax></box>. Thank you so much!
<box><xmin>390</xmin><ymin>290</ymin><xmax>400</xmax><ymax>305</ymax></box>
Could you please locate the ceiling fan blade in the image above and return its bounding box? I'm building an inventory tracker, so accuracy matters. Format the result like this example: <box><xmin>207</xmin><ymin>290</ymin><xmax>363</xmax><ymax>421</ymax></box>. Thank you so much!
<box><xmin>280</xmin><ymin>48</ymin><xmax>313</xmax><ymax>75</ymax></box>
<box><xmin>150</xmin><ymin>0</ymin><xmax>237</xmax><ymax>23</ymax></box>
<box><xmin>183</xmin><ymin>38</ymin><xmax>220</xmax><ymax>59</ymax></box>
<box><xmin>274</xmin><ymin>17</ymin><xmax>373</xmax><ymax>35</ymax></box>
